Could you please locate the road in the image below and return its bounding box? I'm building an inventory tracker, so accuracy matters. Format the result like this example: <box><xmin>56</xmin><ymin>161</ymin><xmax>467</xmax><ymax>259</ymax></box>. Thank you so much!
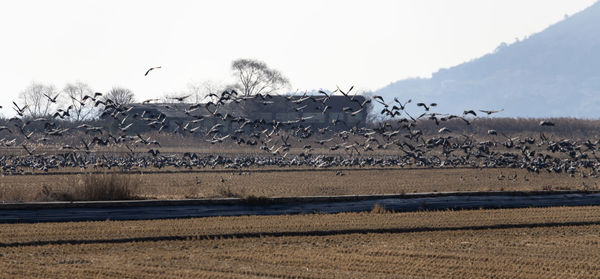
<box><xmin>1</xmin><ymin>191</ymin><xmax>599</xmax><ymax>223</ymax></box>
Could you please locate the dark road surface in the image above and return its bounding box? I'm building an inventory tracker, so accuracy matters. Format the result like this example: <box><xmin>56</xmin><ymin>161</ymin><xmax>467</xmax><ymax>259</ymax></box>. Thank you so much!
<box><xmin>1</xmin><ymin>191</ymin><xmax>599</xmax><ymax>223</ymax></box>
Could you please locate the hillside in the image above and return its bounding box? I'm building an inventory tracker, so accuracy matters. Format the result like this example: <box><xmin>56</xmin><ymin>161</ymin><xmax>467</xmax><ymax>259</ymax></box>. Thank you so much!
<box><xmin>375</xmin><ymin>1</ymin><xmax>600</xmax><ymax>118</ymax></box>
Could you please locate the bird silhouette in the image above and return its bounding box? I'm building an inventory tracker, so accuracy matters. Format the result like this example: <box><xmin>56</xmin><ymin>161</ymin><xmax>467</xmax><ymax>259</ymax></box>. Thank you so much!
<box><xmin>144</xmin><ymin>66</ymin><xmax>162</xmax><ymax>76</ymax></box>
<box><xmin>168</xmin><ymin>95</ymin><xmax>191</xmax><ymax>102</ymax></box>
<box><xmin>479</xmin><ymin>109</ymin><xmax>504</xmax><ymax>115</ymax></box>
<box><xmin>44</xmin><ymin>93</ymin><xmax>60</xmax><ymax>103</ymax></box>
<box><xmin>539</xmin><ymin>121</ymin><xmax>555</xmax><ymax>126</ymax></box>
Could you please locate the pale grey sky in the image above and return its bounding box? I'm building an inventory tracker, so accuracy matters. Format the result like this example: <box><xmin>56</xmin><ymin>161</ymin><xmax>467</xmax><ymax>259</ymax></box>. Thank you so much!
<box><xmin>0</xmin><ymin>0</ymin><xmax>596</xmax><ymax>109</ymax></box>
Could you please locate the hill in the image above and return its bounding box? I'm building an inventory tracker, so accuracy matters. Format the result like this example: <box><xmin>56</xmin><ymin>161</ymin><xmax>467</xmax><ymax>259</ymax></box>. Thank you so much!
<box><xmin>374</xmin><ymin>1</ymin><xmax>600</xmax><ymax>118</ymax></box>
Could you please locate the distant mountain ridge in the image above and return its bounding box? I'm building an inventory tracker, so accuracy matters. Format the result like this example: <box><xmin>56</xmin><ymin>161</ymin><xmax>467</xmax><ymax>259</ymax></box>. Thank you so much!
<box><xmin>374</xmin><ymin>1</ymin><xmax>600</xmax><ymax>118</ymax></box>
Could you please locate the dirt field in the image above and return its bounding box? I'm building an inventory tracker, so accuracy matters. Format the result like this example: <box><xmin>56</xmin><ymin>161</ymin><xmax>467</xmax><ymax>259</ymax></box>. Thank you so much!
<box><xmin>1</xmin><ymin>167</ymin><xmax>599</xmax><ymax>201</ymax></box>
<box><xmin>1</xmin><ymin>206</ymin><xmax>599</xmax><ymax>278</ymax></box>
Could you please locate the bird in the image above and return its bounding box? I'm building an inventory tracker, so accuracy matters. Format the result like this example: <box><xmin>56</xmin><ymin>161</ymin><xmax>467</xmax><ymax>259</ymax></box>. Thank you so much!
<box><xmin>120</xmin><ymin>123</ymin><xmax>134</xmax><ymax>132</ymax></box>
<box><xmin>417</xmin><ymin>103</ymin><xmax>437</xmax><ymax>111</ymax></box>
<box><xmin>351</xmin><ymin>108</ymin><xmax>364</xmax><ymax>116</ymax></box>
<box><xmin>317</xmin><ymin>90</ymin><xmax>330</xmax><ymax>98</ymax></box>
<box><xmin>438</xmin><ymin>127</ymin><xmax>451</xmax><ymax>133</ymax></box>
<box><xmin>294</xmin><ymin>105</ymin><xmax>308</xmax><ymax>112</ymax></box>
<box><xmin>83</xmin><ymin>92</ymin><xmax>103</xmax><ymax>102</ymax></box>
<box><xmin>540</xmin><ymin>121</ymin><xmax>555</xmax><ymax>127</ymax></box>
<box><xmin>316</xmin><ymin>138</ymin><xmax>334</xmax><ymax>145</ymax></box>
<box><xmin>479</xmin><ymin>109</ymin><xmax>504</xmax><ymax>115</ymax></box>
<box><xmin>168</xmin><ymin>95</ymin><xmax>191</xmax><ymax>102</ymax></box>
<box><xmin>142</xmin><ymin>98</ymin><xmax>160</xmax><ymax>104</ymax></box>
<box><xmin>12</xmin><ymin>102</ymin><xmax>28</xmax><ymax>116</ymax></box>
<box><xmin>21</xmin><ymin>144</ymin><xmax>36</xmax><ymax>155</ymax></box>
<box><xmin>463</xmin><ymin>110</ymin><xmax>477</xmax><ymax>117</ymax></box>
<box><xmin>70</xmin><ymin>95</ymin><xmax>86</xmax><ymax>106</ymax></box>
<box><xmin>148</xmin><ymin>149</ymin><xmax>160</xmax><ymax>157</ymax></box>
<box><xmin>144</xmin><ymin>66</ymin><xmax>162</xmax><ymax>76</ymax></box>
<box><xmin>44</xmin><ymin>93</ymin><xmax>60</xmax><ymax>103</ymax></box>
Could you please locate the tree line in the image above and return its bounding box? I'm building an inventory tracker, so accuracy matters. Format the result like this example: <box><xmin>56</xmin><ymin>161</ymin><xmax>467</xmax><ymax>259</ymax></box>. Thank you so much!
<box><xmin>395</xmin><ymin>117</ymin><xmax>600</xmax><ymax>138</ymax></box>
<box><xmin>12</xmin><ymin>58</ymin><xmax>291</xmax><ymax>120</ymax></box>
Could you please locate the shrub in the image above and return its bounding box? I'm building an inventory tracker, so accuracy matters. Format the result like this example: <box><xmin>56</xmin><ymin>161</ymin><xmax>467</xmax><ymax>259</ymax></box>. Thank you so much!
<box><xmin>35</xmin><ymin>185</ymin><xmax>74</xmax><ymax>201</ymax></box>
<box><xmin>76</xmin><ymin>173</ymin><xmax>139</xmax><ymax>200</ymax></box>
<box><xmin>0</xmin><ymin>185</ymin><xmax>30</xmax><ymax>202</ymax></box>
<box><xmin>370</xmin><ymin>203</ymin><xmax>390</xmax><ymax>214</ymax></box>
<box><xmin>241</xmin><ymin>195</ymin><xmax>272</xmax><ymax>205</ymax></box>
<box><xmin>216</xmin><ymin>185</ymin><xmax>244</xmax><ymax>198</ymax></box>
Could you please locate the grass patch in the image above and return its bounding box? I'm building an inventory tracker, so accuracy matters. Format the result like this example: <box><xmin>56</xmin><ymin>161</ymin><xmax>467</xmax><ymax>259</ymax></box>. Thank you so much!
<box><xmin>59</xmin><ymin>173</ymin><xmax>140</xmax><ymax>201</ymax></box>
<box><xmin>370</xmin><ymin>203</ymin><xmax>391</xmax><ymax>214</ymax></box>
<box><xmin>35</xmin><ymin>185</ymin><xmax>74</xmax><ymax>201</ymax></box>
<box><xmin>0</xmin><ymin>185</ymin><xmax>30</xmax><ymax>202</ymax></box>
<box><xmin>240</xmin><ymin>195</ymin><xmax>272</xmax><ymax>205</ymax></box>
<box><xmin>216</xmin><ymin>185</ymin><xmax>244</xmax><ymax>198</ymax></box>
<box><xmin>75</xmin><ymin>173</ymin><xmax>139</xmax><ymax>201</ymax></box>
<box><xmin>5</xmin><ymin>174</ymin><xmax>140</xmax><ymax>202</ymax></box>
<box><xmin>2</xmin><ymin>168</ymin><xmax>598</xmax><ymax>202</ymax></box>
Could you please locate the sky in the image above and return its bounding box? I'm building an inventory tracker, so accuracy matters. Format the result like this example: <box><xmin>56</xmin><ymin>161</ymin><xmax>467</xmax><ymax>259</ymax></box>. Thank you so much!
<box><xmin>0</xmin><ymin>0</ymin><xmax>597</xmax><ymax>110</ymax></box>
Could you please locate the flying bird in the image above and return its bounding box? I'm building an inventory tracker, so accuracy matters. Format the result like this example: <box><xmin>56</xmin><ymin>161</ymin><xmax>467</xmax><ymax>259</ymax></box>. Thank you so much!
<box><xmin>12</xmin><ymin>102</ymin><xmax>28</xmax><ymax>116</ymax></box>
<box><xmin>417</xmin><ymin>103</ymin><xmax>437</xmax><ymax>111</ymax></box>
<box><xmin>44</xmin><ymin>93</ymin><xmax>60</xmax><ymax>103</ymax></box>
<box><xmin>145</xmin><ymin>66</ymin><xmax>162</xmax><ymax>76</ymax></box>
<box><xmin>479</xmin><ymin>109</ymin><xmax>504</xmax><ymax>115</ymax></box>
<box><xmin>438</xmin><ymin>127</ymin><xmax>451</xmax><ymax>133</ymax></box>
<box><xmin>142</xmin><ymin>98</ymin><xmax>160</xmax><ymax>104</ymax></box>
<box><xmin>463</xmin><ymin>110</ymin><xmax>477</xmax><ymax>117</ymax></box>
<box><xmin>148</xmin><ymin>149</ymin><xmax>160</xmax><ymax>157</ymax></box>
<box><xmin>168</xmin><ymin>95</ymin><xmax>191</xmax><ymax>102</ymax></box>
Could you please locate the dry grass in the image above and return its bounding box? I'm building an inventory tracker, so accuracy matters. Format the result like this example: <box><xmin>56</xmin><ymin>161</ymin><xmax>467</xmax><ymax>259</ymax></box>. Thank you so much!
<box><xmin>75</xmin><ymin>173</ymin><xmax>139</xmax><ymax>201</ymax></box>
<box><xmin>1</xmin><ymin>173</ymin><xmax>139</xmax><ymax>202</ymax></box>
<box><xmin>370</xmin><ymin>203</ymin><xmax>390</xmax><ymax>214</ymax></box>
<box><xmin>1</xmin><ymin>206</ymin><xmax>600</xmax><ymax>278</ymax></box>
<box><xmin>1</xmin><ymin>167</ymin><xmax>598</xmax><ymax>202</ymax></box>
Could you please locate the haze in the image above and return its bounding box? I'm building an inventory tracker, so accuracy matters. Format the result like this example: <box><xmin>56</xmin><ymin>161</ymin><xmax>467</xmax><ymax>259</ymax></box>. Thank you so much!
<box><xmin>0</xmin><ymin>0</ymin><xmax>596</xmax><ymax>110</ymax></box>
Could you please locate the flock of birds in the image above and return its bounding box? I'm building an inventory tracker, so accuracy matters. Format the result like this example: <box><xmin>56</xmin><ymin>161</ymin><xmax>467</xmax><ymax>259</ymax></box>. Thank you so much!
<box><xmin>1</xmin><ymin>67</ymin><xmax>598</xmax><ymax>180</ymax></box>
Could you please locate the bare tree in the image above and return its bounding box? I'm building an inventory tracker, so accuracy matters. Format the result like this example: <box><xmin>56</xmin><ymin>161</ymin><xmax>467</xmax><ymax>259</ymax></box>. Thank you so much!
<box><xmin>185</xmin><ymin>82</ymin><xmax>204</xmax><ymax>104</ymax></box>
<box><xmin>184</xmin><ymin>81</ymin><xmax>220</xmax><ymax>103</ymax></box>
<box><xmin>231</xmin><ymin>58</ymin><xmax>290</xmax><ymax>96</ymax></box>
<box><xmin>103</xmin><ymin>87</ymin><xmax>135</xmax><ymax>106</ymax></box>
<box><xmin>202</xmin><ymin>80</ymin><xmax>226</xmax><ymax>99</ymax></box>
<box><xmin>362</xmin><ymin>91</ymin><xmax>381</xmax><ymax>125</ymax></box>
<box><xmin>62</xmin><ymin>81</ymin><xmax>98</xmax><ymax>121</ymax></box>
<box><xmin>184</xmin><ymin>80</ymin><xmax>229</xmax><ymax>103</ymax></box>
<box><xmin>161</xmin><ymin>92</ymin><xmax>183</xmax><ymax>104</ymax></box>
<box><xmin>18</xmin><ymin>82</ymin><xmax>57</xmax><ymax>118</ymax></box>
